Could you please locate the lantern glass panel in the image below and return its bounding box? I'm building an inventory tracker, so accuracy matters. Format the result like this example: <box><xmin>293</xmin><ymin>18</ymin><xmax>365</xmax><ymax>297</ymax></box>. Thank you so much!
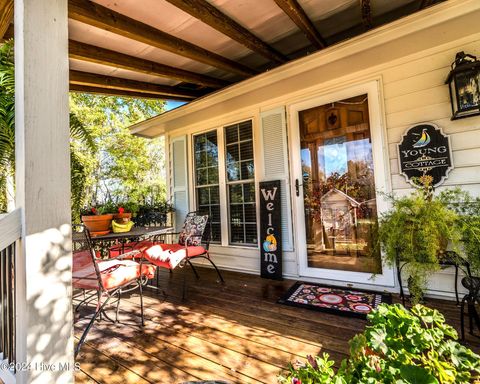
<box><xmin>454</xmin><ymin>69</ymin><xmax>480</xmax><ymax>113</ymax></box>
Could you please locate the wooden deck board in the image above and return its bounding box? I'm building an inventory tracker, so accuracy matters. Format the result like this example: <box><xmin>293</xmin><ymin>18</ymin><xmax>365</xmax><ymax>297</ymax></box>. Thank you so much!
<box><xmin>75</xmin><ymin>267</ymin><xmax>480</xmax><ymax>384</ymax></box>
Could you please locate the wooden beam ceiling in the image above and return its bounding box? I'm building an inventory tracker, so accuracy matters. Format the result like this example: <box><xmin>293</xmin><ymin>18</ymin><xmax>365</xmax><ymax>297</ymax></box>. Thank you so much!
<box><xmin>68</xmin><ymin>0</ymin><xmax>256</xmax><ymax>77</ymax></box>
<box><xmin>69</xmin><ymin>70</ymin><xmax>203</xmax><ymax>99</ymax></box>
<box><xmin>69</xmin><ymin>84</ymin><xmax>192</xmax><ymax>100</ymax></box>
<box><xmin>69</xmin><ymin>40</ymin><xmax>229</xmax><ymax>89</ymax></box>
<box><xmin>164</xmin><ymin>0</ymin><xmax>287</xmax><ymax>65</ymax></box>
<box><xmin>0</xmin><ymin>0</ymin><xmax>13</xmax><ymax>39</ymax></box>
<box><xmin>360</xmin><ymin>0</ymin><xmax>373</xmax><ymax>30</ymax></box>
<box><xmin>273</xmin><ymin>0</ymin><xmax>327</xmax><ymax>49</ymax></box>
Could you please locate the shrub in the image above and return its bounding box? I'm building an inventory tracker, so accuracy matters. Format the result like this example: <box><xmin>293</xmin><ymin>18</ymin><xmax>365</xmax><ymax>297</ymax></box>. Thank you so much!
<box><xmin>278</xmin><ymin>304</ymin><xmax>480</xmax><ymax>384</ymax></box>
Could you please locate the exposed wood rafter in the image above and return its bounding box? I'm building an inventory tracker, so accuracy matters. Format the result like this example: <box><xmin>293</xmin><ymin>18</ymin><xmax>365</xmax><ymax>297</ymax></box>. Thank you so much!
<box><xmin>0</xmin><ymin>0</ymin><xmax>13</xmax><ymax>39</ymax></box>
<box><xmin>165</xmin><ymin>0</ymin><xmax>287</xmax><ymax>65</ymax></box>
<box><xmin>360</xmin><ymin>0</ymin><xmax>373</xmax><ymax>30</ymax></box>
<box><xmin>69</xmin><ymin>40</ymin><xmax>229</xmax><ymax>89</ymax></box>
<box><xmin>273</xmin><ymin>0</ymin><xmax>327</xmax><ymax>49</ymax></box>
<box><xmin>69</xmin><ymin>84</ymin><xmax>193</xmax><ymax>101</ymax></box>
<box><xmin>69</xmin><ymin>70</ymin><xmax>203</xmax><ymax>99</ymax></box>
<box><xmin>68</xmin><ymin>0</ymin><xmax>256</xmax><ymax>77</ymax></box>
<box><xmin>419</xmin><ymin>0</ymin><xmax>436</xmax><ymax>10</ymax></box>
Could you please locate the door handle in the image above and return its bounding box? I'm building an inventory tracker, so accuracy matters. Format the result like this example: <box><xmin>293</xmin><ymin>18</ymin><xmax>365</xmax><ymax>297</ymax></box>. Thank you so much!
<box><xmin>295</xmin><ymin>179</ymin><xmax>302</xmax><ymax>197</ymax></box>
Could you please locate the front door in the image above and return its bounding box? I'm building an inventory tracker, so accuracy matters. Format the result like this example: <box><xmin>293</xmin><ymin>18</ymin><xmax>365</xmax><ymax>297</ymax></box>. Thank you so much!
<box><xmin>290</xmin><ymin>82</ymin><xmax>394</xmax><ymax>286</ymax></box>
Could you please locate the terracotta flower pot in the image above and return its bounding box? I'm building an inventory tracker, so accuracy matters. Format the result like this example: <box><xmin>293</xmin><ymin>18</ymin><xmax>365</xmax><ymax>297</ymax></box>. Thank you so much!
<box><xmin>81</xmin><ymin>214</ymin><xmax>114</xmax><ymax>236</ymax></box>
<box><xmin>113</xmin><ymin>212</ymin><xmax>132</xmax><ymax>224</ymax></box>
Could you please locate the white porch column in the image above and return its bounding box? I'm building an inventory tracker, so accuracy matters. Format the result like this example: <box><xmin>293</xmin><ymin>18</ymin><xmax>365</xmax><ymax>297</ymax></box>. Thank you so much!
<box><xmin>14</xmin><ymin>1</ymin><xmax>73</xmax><ymax>383</ymax></box>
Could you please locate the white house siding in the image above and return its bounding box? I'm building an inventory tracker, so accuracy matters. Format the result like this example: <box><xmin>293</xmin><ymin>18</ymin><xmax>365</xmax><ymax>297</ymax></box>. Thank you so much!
<box><xmin>158</xmin><ymin>1</ymin><xmax>480</xmax><ymax>299</ymax></box>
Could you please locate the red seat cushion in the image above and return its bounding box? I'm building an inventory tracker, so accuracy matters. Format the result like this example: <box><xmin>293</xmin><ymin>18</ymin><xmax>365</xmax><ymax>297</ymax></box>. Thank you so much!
<box><xmin>158</xmin><ymin>243</ymin><xmax>207</xmax><ymax>258</ymax></box>
<box><xmin>73</xmin><ymin>258</ymin><xmax>156</xmax><ymax>291</ymax></box>
<box><xmin>109</xmin><ymin>240</ymin><xmax>153</xmax><ymax>258</ymax></box>
<box><xmin>142</xmin><ymin>243</ymin><xmax>206</xmax><ymax>269</ymax></box>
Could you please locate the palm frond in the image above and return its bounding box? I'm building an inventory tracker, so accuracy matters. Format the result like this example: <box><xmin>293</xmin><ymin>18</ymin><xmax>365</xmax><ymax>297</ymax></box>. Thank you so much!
<box><xmin>69</xmin><ymin>112</ymin><xmax>97</xmax><ymax>152</ymax></box>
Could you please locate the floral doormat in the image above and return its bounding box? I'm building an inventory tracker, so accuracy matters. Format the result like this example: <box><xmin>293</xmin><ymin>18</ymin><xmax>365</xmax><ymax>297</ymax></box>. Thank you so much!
<box><xmin>278</xmin><ymin>281</ymin><xmax>392</xmax><ymax>319</ymax></box>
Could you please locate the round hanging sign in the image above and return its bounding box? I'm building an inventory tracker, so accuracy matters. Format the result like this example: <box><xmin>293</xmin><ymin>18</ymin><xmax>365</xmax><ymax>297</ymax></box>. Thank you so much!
<box><xmin>397</xmin><ymin>123</ymin><xmax>453</xmax><ymax>187</ymax></box>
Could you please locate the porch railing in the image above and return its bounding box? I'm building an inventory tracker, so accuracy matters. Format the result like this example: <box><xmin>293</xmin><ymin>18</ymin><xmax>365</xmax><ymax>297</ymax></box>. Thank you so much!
<box><xmin>0</xmin><ymin>209</ymin><xmax>21</xmax><ymax>384</ymax></box>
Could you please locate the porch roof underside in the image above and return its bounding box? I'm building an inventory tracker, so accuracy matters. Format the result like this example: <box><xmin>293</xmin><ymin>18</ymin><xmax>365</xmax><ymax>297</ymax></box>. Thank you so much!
<box><xmin>0</xmin><ymin>0</ymin><xmax>445</xmax><ymax>105</ymax></box>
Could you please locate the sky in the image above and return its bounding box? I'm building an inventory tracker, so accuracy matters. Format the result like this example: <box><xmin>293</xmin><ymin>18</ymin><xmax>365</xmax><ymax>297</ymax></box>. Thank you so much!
<box><xmin>165</xmin><ymin>100</ymin><xmax>187</xmax><ymax>111</ymax></box>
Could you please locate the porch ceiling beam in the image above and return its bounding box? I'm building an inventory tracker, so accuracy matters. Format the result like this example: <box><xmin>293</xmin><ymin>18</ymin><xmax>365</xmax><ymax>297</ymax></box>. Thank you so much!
<box><xmin>360</xmin><ymin>0</ymin><xmax>373</xmax><ymax>30</ymax></box>
<box><xmin>164</xmin><ymin>0</ymin><xmax>287</xmax><ymax>65</ymax></box>
<box><xmin>273</xmin><ymin>0</ymin><xmax>327</xmax><ymax>49</ymax></box>
<box><xmin>68</xmin><ymin>0</ymin><xmax>256</xmax><ymax>77</ymax></box>
<box><xmin>69</xmin><ymin>40</ymin><xmax>229</xmax><ymax>89</ymax></box>
<box><xmin>69</xmin><ymin>84</ymin><xmax>193</xmax><ymax>101</ymax></box>
<box><xmin>69</xmin><ymin>70</ymin><xmax>202</xmax><ymax>99</ymax></box>
<box><xmin>0</xmin><ymin>0</ymin><xmax>13</xmax><ymax>39</ymax></box>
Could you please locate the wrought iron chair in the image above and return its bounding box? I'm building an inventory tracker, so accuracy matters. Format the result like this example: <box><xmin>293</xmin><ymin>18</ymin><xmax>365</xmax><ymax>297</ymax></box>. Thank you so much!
<box><xmin>72</xmin><ymin>224</ymin><xmax>156</xmax><ymax>357</ymax></box>
<box><xmin>142</xmin><ymin>211</ymin><xmax>225</xmax><ymax>299</ymax></box>
<box><xmin>460</xmin><ymin>276</ymin><xmax>480</xmax><ymax>340</ymax></box>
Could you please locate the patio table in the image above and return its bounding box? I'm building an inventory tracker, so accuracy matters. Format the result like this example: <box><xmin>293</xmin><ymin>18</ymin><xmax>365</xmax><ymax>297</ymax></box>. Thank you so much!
<box><xmin>72</xmin><ymin>225</ymin><xmax>173</xmax><ymax>256</ymax></box>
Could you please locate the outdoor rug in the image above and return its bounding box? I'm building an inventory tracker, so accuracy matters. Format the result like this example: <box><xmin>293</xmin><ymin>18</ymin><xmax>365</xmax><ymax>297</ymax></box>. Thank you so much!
<box><xmin>278</xmin><ymin>281</ymin><xmax>392</xmax><ymax>319</ymax></box>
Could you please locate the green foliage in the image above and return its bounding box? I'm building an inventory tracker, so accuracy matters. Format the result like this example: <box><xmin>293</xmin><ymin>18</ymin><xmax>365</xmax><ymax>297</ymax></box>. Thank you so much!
<box><xmin>278</xmin><ymin>304</ymin><xmax>480</xmax><ymax>384</ymax></box>
<box><xmin>0</xmin><ymin>40</ymin><xmax>15</xmax><ymax>212</ymax></box>
<box><xmin>438</xmin><ymin>188</ymin><xmax>480</xmax><ymax>276</ymax></box>
<box><xmin>69</xmin><ymin>93</ymin><xmax>166</xmax><ymax>210</ymax></box>
<box><xmin>376</xmin><ymin>185</ymin><xmax>461</xmax><ymax>303</ymax></box>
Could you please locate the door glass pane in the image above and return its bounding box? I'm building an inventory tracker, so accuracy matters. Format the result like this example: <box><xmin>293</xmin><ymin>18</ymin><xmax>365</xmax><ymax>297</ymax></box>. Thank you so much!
<box><xmin>299</xmin><ymin>94</ymin><xmax>381</xmax><ymax>274</ymax></box>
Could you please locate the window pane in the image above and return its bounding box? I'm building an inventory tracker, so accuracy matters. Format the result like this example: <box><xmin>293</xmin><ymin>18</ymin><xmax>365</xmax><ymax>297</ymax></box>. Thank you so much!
<box><xmin>244</xmin><ymin>203</ymin><xmax>256</xmax><ymax>223</ymax></box>
<box><xmin>210</xmin><ymin>205</ymin><xmax>221</xmax><ymax>222</ymax></box>
<box><xmin>198</xmin><ymin>187</ymin><xmax>210</xmax><ymax>205</ymax></box>
<box><xmin>243</xmin><ymin>183</ymin><xmax>255</xmax><ymax>203</ymax></box>
<box><xmin>241</xmin><ymin>160</ymin><xmax>255</xmax><ymax>180</ymax></box>
<box><xmin>196</xmin><ymin>168</ymin><xmax>207</xmax><ymax>185</ymax></box>
<box><xmin>245</xmin><ymin>224</ymin><xmax>258</xmax><ymax>244</ymax></box>
<box><xmin>207</xmin><ymin>166</ymin><xmax>218</xmax><ymax>184</ymax></box>
<box><xmin>226</xmin><ymin>143</ymin><xmax>240</xmax><ymax>163</ymax></box>
<box><xmin>210</xmin><ymin>187</ymin><xmax>220</xmax><ymax>204</ymax></box>
<box><xmin>230</xmin><ymin>224</ymin><xmax>244</xmax><ymax>243</ymax></box>
<box><xmin>239</xmin><ymin>121</ymin><xmax>252</xmax><ymax>141</ymax></box>
<box><xmin>240</xmin><ymin>141</ymin><xmax>253</xmax><ymax>161</ymax></box>
<box><xmin>225</xmin><ymin>125</ymin><xmax>238</xmax><ymax>144</ymax></box>
<box><xmin>226</xmin><ymin>162</ymin><xmax>240</xmax><ymax>181</ymax></box>
<box><xmin>229</xmin><ymin>184</ymin><xmax>243</xmax><ymax>203</ymax></box>
<box><xmin>230</xmin><ymin>204</ymin><xmax>244</xmax><ymax>222</ymax></box>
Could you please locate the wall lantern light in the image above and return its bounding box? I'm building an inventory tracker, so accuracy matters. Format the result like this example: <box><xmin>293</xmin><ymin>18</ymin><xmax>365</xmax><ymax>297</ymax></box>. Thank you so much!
<box><xmin>446</xmin><ymin>51</ymin><xmax>480</xmax><ymax>120</ymax></box>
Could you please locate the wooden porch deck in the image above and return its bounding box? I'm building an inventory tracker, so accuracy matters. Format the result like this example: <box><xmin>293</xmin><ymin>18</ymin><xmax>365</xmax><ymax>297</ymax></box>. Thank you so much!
<box><xmin>74</xmin><ymin>267</ymin><xmax>480</xmax><ymax>384</ymax></box>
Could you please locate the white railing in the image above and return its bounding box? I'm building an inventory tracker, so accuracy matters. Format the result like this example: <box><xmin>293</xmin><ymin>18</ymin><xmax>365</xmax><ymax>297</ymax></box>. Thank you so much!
<box><xmin>0</xmin><ymin>208</ymin><xmax>21</xmax><ymax>384</ymax></box>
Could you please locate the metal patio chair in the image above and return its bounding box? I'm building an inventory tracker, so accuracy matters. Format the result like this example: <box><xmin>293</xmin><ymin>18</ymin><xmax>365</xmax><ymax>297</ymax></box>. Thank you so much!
<box><xmin>72</xmin><ymin>224</ymin><xmax>156</xmax><ymax>357</ymax></box>
<box><xmin>142</xmin><ymin>211</ymin><xmax>225</xmax><ymax>299</ymax></box>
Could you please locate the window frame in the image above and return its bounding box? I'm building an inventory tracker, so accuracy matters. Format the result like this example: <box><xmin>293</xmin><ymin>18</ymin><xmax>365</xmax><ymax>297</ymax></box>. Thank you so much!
<box><xmin>224</xmin><ymin>120</ymin><xmax>258</xmax><ymax>247</ymax></box>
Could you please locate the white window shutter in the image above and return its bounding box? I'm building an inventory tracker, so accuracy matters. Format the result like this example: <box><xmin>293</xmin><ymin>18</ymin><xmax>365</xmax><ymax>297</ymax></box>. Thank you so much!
<box><xmin>171</xmin><ymin>135</ymin><xmax>189</xmax><ymax>231</ymax></box>
<box><xmin>260</xmin><ymin>107</ymin><xmax>294</xmax><ymax>251</ymax></box>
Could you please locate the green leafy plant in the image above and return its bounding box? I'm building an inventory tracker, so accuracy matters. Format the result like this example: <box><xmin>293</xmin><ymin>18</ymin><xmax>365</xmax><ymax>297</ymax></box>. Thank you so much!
<box><xmin>438</xmin><ymin>188</ymin><xmax>480</xmax><ymax>276</ymax></box>
<box><xmin>278</xmin><ymin>304</ymin><xmax>480</xmax><ymax>384</ymax></box>
<box><xmin>376</xmin><ymin>177</ymin><xmax>461</xmax><ymax>303</ymax></box>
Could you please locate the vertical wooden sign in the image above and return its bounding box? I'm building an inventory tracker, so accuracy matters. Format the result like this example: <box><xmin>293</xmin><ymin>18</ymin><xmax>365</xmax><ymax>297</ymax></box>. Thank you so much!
<box><xmin>259</xmin><ymin>180</ymin><xmax>282</xmax><ymax>280</ymax></box>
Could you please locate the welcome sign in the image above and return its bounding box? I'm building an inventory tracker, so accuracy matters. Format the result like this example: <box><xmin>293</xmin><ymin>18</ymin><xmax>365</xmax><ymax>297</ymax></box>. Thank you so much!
<box><xmin>398</xmin><ymin>123</ymin><xmax>453</xmax><ymax>187</ymax></box>
<box><xmin>259</xmin><ymin>180</ymin><xmax>282</xmax><ymax>280</ymax></box>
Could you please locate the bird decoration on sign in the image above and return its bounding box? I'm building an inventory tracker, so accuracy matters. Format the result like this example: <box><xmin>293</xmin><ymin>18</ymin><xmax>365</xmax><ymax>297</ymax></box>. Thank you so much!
<box><xmin>412</xmin><ymin>128</ymin><xmax>431</xmax><ymax>148</ymax></box>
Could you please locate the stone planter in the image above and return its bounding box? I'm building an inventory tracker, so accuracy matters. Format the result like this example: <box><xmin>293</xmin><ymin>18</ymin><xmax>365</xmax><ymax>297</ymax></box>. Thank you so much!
<box><xmin>81</xmin><ymin>214</ymin><xmax>114</xmax><ymax>236</ymax></box>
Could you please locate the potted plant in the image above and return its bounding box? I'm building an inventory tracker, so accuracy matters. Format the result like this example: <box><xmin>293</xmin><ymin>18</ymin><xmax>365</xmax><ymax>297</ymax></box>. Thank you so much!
<box><xmin>376</xmin><ymin>176</ymin><xmax>461</xmax><ymax>303</ymax></box>
<box><xmin>80</xmin><ymin>206</ymin><xmax>114</xmax><ymax>236</ymax></box>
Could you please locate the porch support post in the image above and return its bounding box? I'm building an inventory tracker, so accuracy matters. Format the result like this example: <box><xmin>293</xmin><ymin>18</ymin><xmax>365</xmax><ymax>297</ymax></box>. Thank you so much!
<box><xmin>14</xmin><ymin>1</ymin><xmax>73</xmax><ymax>383</ymax></box>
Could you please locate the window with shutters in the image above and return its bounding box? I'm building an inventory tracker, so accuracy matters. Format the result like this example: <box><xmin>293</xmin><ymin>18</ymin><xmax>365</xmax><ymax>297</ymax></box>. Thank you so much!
<box><xmin>225</xmin><ymin>120</ymin><xmax>258</xmax><ymax>246</ymax></box>
<box><xmin>193</xmin><ymin>131</ymin><xmax>221</xmax><ymax>242</ymax></box>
